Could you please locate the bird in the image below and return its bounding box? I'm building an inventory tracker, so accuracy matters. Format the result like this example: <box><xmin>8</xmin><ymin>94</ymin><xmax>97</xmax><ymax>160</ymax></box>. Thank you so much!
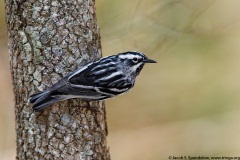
<box><xmin>29</xmin><ymin>51</ymin><xmax>157</xmax><ymax>111</ymax></box>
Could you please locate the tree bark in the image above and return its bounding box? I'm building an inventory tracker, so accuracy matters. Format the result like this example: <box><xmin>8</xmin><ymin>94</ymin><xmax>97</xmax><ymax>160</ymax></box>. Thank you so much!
<box><xmin>5</xmin><ymin>0</ymin><xmax>110</xmax><ymax>159</ymax></box>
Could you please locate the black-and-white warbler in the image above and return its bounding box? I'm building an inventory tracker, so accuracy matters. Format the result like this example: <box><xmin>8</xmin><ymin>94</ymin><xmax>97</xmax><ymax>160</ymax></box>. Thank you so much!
<box><xmin>29</xmin><ymin>51</ymin><xmax>157</xmax><ymax>111</ymax></box>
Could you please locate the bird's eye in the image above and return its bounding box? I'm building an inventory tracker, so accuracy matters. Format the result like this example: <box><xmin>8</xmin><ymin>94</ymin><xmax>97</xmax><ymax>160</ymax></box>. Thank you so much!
<box><xmin>132</xmin><ymin>57</ymin><xmax>138</xmax><ymax>63</ymax></box>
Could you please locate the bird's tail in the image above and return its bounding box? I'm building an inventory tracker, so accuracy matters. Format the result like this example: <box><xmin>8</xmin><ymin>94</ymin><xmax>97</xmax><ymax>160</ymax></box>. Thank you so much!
<box><xmin>29</xmin><ymin>90</ymin><xmax>64</xmax><ymax>111</ymax></box>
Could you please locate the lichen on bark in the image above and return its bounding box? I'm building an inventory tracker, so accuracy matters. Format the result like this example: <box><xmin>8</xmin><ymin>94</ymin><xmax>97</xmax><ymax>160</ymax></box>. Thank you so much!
<box><xmin>5</xmin><ymin>0</ymin><xmax>110</xmax><ymax>159</ymax></box>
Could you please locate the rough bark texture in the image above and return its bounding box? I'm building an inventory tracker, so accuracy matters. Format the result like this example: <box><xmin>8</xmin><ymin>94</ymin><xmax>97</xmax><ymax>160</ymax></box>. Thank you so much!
<box><xmin>5</xmin><ymin>0</ymin><xmax>110</xmax><ymax>159</ymax></box>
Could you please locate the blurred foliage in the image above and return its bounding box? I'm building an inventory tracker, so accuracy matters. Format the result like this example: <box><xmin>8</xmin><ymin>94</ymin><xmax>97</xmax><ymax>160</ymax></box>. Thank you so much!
<box><xmin>1</xmin><ymin>0</ymin><xmax>240</xmax><ymax>159</ymax></box>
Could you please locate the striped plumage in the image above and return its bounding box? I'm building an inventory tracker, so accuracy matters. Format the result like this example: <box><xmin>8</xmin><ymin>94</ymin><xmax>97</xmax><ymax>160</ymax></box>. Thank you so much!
<box><xmin>29</xmin><ymin>51</ymin><xmax>157</xmax><ymax>111</ymax></box>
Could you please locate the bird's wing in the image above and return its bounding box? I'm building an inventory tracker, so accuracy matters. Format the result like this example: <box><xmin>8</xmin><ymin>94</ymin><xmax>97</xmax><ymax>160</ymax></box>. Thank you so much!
<box><xmin>48</xmin><ymin>78</ymin><xmax>68</xmax><ymax>92</ymax></box>
<box><xmin>67</xmin><ymin>62</ymin><xmax>97</xmax><ymax>86</ymax></box>
<box><xmin>67</xmin><ymin>61</ymin><xmax>134</xmax><ymax>96</ymax></box>
<box><xmin>47</xmin><ymin>62</ymin><xmax>94</xmax><ymax>92</ymax></box>
<box><xmin>52</xmin><ymin>83</ymin><xmax>110</xmax><ymax>100</ymax></box>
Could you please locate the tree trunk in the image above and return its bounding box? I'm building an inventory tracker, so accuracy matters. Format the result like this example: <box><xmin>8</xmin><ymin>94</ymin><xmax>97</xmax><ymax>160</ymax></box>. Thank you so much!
<box><xmin>5</xmin><ymin>0</ymin><xmax>110</xmax><ymax>159</ymax></box>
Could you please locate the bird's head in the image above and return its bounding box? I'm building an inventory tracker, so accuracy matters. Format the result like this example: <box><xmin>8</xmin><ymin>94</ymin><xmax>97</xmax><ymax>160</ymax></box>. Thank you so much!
<box><xmin>117</xmin><ymin>51</ymin><xmax>157</xmax><ymax>77</ymax></box>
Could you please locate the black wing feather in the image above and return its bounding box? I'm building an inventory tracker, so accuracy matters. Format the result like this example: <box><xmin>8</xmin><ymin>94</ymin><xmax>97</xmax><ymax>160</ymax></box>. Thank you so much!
<box><xmin>68</xmin><ymin>63</ymin><xmax>97</xmax><ymax>86</ymax></box>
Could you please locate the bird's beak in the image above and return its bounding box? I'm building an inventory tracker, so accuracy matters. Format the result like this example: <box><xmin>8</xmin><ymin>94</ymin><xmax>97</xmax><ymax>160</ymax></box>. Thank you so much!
<box><xmin>143</xmin><ymin>58</ymin><xmax>157</xmax><ymax>63</ymax></box>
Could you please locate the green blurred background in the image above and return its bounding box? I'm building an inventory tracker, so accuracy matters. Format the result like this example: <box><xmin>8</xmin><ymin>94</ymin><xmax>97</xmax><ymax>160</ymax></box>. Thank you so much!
<box><xmin>1</xmin><ymin>0</ymin><xmax>240</xmax><ymax>159</ymax></box>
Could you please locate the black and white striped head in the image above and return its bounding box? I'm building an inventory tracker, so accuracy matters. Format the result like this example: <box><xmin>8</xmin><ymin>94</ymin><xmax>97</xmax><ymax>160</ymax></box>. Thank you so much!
<box><xmin>117</xmin><ymin>51</ymin><xmax>157</xmax><ymax>76</ymax></box>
